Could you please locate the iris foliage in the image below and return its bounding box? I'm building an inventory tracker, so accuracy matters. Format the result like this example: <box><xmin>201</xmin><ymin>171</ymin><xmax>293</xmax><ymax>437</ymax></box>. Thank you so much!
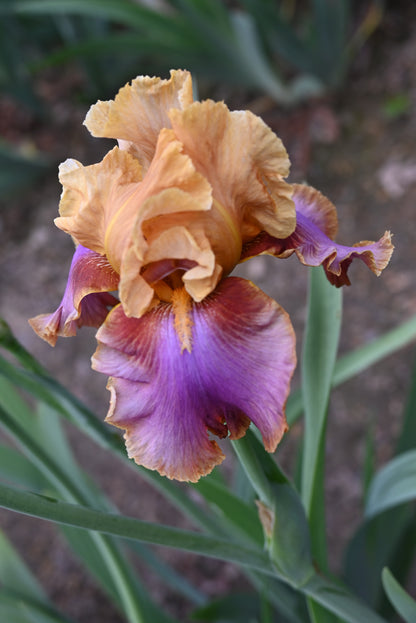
<box><xmin>0</xmin><ymin>275</ymin><xmax>416</xmax><ymax>621</ymax></box>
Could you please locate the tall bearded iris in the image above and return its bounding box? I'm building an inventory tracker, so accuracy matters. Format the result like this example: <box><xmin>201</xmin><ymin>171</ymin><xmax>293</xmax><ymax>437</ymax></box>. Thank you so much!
<box><xmin>30</xmin><ymin>70</ymin><xmax>393</xmax><ymax>482</ymax></box>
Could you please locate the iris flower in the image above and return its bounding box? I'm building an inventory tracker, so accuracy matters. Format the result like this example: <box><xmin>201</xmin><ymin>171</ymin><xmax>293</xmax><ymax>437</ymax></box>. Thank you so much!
<box><xmin>30</xmin><ymin>70</ymin><xmax>393</xmax><ymax>482</ymax></box>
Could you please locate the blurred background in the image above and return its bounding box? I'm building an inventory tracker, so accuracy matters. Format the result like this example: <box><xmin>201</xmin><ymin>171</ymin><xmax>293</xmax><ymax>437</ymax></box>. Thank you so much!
<box><xmin>0</xmin><ymin>0</ymin><xmax>416</xmax><ymax>621</ymax></box>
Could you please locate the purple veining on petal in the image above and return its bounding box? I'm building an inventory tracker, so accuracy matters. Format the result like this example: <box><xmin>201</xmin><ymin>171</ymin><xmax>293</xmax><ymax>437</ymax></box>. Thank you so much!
<box><xmin>29</xmin><ymin>245</ymin><xmax>119</xmax><ymax>346</ymax></box>
<box><xmin>92</xmin><ymin>277</ymin><xmax>296</xmax><ymax>482</ymax></box>
<box><xmin>241</xmin><ymin>184</ymin><xmax>393</xmax><ymax>286</ymax></box>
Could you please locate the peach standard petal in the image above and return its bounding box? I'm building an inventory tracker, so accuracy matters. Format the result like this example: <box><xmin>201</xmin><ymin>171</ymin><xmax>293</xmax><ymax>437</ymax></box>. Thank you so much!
<box><xmin>56</xmin><ymin>130</ymin><xmax>213</xmax><ymax>286</ymax></box>
<box><xmin>84</xmin><ymin>69</ymin><xmax>194</xmax><ymax>168</ymax></box>
<box><xmin>169</xmin><ymin>100</ymin><xmax>296</xmax><ymax>247</ymax></box>
<box><xmin>119</xmin><ymin>220</ymin><xmax>220</xmax><ymax>317</ymax></box>
<box><xmin>55</xmin><ymin>147</ymin><xmax>143</xmax><ymax>257</ymax></box>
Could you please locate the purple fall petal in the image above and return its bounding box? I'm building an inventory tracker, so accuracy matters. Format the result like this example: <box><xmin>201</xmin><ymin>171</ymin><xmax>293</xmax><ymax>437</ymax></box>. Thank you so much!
<box><xmin>92</xmin><ymin>277</ymin><xmax>296</xmax><ymax>482</ymax></box>
<box><xmin>241</xmin><ymin>184</ymin><xmax>393</xmax><ymax>286</ymax></box>
<box><xmin>29</xmin><ymin>245</ymin><xmax>119</xmax><ymax>346</ymax></box>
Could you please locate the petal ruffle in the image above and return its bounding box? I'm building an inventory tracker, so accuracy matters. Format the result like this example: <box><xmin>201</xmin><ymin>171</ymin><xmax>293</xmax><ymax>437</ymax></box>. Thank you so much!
<box><xmin>169</xmin><ymin>100</ymin><xmax>295</xmax><ymax>244</ymax></box>
<box><xmin>92</xmin><ymin>277</ymin><xmax>296</xmax><ymax>482</ymax></box>
<box><xmin>241</xmin><ymin>184</ymin><xmax>394</xmax><ymax>286</ymax></box>
<box><xmin>56</xmin><ymin>131</ymin><xmax>212</xmax><ymax>285</ymax></box>
<box><xmin>84</xmin><ymin>69</ymin><xmax>193</xmax><ymax>168</ymax></box>
<box><xmin>29</xmin><ymin>245</ymin><xmax>119</xmax><ymax>346</ymax></box>
<box><xmin>55</xmin><ymin>147</ymin><xmax>143</xmax><ymax>257</ymax></box>
<box><xmin>119</xmin><ymin>223</ymin><xmax>220</xmax><ymax>317</ymax></box>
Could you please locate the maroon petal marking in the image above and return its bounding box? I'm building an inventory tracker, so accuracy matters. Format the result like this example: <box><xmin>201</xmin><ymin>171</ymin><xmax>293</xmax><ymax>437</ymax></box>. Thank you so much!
<box><xmin>29</xmin><ymin>245</ymin><xmax>119</xmax><ymax>346</ymax></box>
<box><xmin>241</xmin><ymin>184</ymin><xmax>393</xmax><ymax>286</ymax></box>
<box><xmin>92</xmin><ymin>277</ymin><xmax>296</xmax><ymax>482</ymax></box>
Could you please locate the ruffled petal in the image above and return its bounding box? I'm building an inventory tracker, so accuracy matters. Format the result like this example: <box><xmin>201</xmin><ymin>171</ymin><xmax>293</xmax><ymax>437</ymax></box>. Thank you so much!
<box><xmin>84</xmin><ymin>69</ymin><xmax>194</xmax><ymax>168</ymax></box>
<box><xmin>29</xmin><ymin>245</ymin><xmax>119</xmax><ymax>346</ymax></box>
<box><xmin>92</xmin><ymin>277</ymin><xmax>296</xmax><ymax>482</ymax></box>
<box><xmin>55</xmin><ymin>147</ymin><xmax>143</xmax><ymax>257</ymax></box>
<box><xmin>119</xmin><ymin>223</ymin><xmax>219</xmax><ymax>317</ymax></box>
<box><xmin>241</xmin><ymin>184</ymin><xmax>394</xmax><ymax>286</ymax></box>
<box><xmin>56</xmin><ymin>131</ymin><xmax>212</xmax><ymax>282</ymax></box>
<box><xmin>169</xmin><ymin>100</ymin><xmax>296</xmax><ymax>244</ymax></box>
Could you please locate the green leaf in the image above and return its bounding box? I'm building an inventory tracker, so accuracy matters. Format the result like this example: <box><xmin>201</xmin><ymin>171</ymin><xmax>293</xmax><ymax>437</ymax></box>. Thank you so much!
<box><xmin>333</xmin><ymin>314</ymin><xmax>416</xmax><ymax>388</ymax></box>
<box><xmin>0</xmin><ymin>589</ymin><xmax>75</xmax><ymax>623</ymax></box>
<box><xmin>232</xmin><ymin>462</ymin><xmax>256</xmax><ymax>504</ymax></box>
<box><xmin>307</xmin><ymin>600</ymin><xmax>343</xmax><ymax>623</ymax></box>
<box><xmin>362</xmin><ymin>425</ymin><xmax>376</xmax><ymax>499</ymax></box>
<box><xmin>128</xmin><ymin>541</ymin><xmax>206</xmax><ymax>607</ymax></box>
<box><xmin>192</xmin><ymin>475</ymin><xmax>263</xmax><ymax>545</ymax></box>
<box><xmin>0</xmin><ymin>483</ymin><xmax>275</xmax><ymax>574</ymax></box>
<box><xmin>268</xmin><ymin>483</ymin><xmax>313</xmax><ymax>587</ymax></box>
<box><xmin>0</xmin><ymin>400</ymin><xmax>88</xmax><ymax>504</ymax></box>
<box><xmin>0</xmin><ymin>529</ymin><xmax>71</xmax><ymax>620</ymax></box>
<box><xmin>343</xmin><ymin>506</ymin><xmax>415</xmax><ymax>611</ymax></box>
<box><xmin>233</xmin><ymin>431</ymin><xmax>313</xmax><ymax>587</ymax></box>
<box><xmin>230</xmin><ymin>10</ymin><xmax>291</xmax><ymax>104</ymax></box>
<box><xmin>286</xmin><ymin>313</ymin><xmax>416</xmax><ymax>426</ymax></box>
<box><xmin>0</xmin><ymin>521</ymin><xmax>74</xmax><ymax>622</ymax></box>
<box><xmin>0</xmin><ymin>531</ymin><xmax>45</xmax><ymax>600</ymax></box>
<box><xmin>7</xmin><ymin>0</ymin><xmax>184</xmax><ymax>34</ymax></box>
<box><xmin>0</xmin><ymin>351</ymin><xmax>123</xmax><ymax>454</ymax></box>
<box><xmin>247</xmin><ymin>572</ymin><xmax>309</xmax><ymax>623</ymax></box>
<box><xmin>396</xmin><ymin>350</ymin><xmax>416</xmax><ymax>454</ymax></box>
<box><xmin>58</xmin><ymin>525</ymin><xmax>124</xmax><ymax>609</ymax></box>
<box><xmin>0</xmin><ymin>404</ymin><xmax>202</xmax><ymax>617</ymax></box>
<box><xmin>240</xmin><ymin>0</ymin><xmax>313</xmax><ymax>74</ymax></box>
<box><xmin>303</xmin><ymin>574</ymin><xmax>388</xmax><ymax>623</ymax></box>
<box><xmin>365</xmin><ymin>450</ymin><xmax>416</xmax><ymax>518</ymax></box>
<box><xmin>301</xmin><ymin>267</ymin><xmax>342</xmax><ymax>620</ymax></box>
<box><xmin>301</xmin><ymin>267</ymin><xmax>342</xmax><ymax>569</ymax></box>
<box><xmin>0</xmin><ymin>391</ymin><xmax>173</xmax><ymax>623</ymax></box>
<box><xmin>192</xmin><ymin>592</ymin><xmax>260</xmax><ymax>622</ymax></box>
<box><xmin>309</xmin><ymin>0</ymin><xmax>349</xmax><ymax>85</ymax></box>
<box><xmin>382</xmin><ymin>568</ymin><xmax>416</xmax><ymax>623</ymax></box>
<box><xmin>0</xmin><ymin>444</ymin><xmax>47</xmax><ymax>491</ymax></box>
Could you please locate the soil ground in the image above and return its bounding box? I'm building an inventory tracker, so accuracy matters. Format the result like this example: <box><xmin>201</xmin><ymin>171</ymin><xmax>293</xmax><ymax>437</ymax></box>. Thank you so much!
<box><xmin>1</xmin><ymin>4</ymin><xmax>416</xmax><ymax>621</ymax></box>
